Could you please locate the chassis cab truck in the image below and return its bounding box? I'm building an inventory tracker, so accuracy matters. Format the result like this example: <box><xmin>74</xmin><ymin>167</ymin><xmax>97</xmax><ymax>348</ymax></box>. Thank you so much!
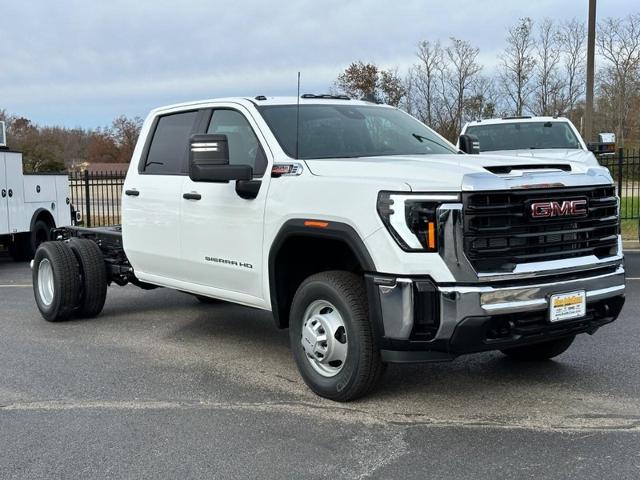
<box><xmin>30</xmin><ymin>97</ymin><xmax>626</xmax><ymax>401</ymax></box>
<box><xmin>0</xmin><ymin>139</ymin><xmax>71</xmax><ymax>260</ymax></box>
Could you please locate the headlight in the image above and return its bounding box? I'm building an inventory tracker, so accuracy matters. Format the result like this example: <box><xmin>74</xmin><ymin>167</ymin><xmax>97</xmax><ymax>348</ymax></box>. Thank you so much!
<box><xmin>377</xmin><ymin>192</ymin><xmax>459</xmax><ymax>252</ymax></box>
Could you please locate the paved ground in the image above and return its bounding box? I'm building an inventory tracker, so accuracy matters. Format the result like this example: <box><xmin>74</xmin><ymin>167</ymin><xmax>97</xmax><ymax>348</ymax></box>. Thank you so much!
<box><xmin>0</xmin><ymin>252</ymin><xmax>639</xmax><ymax>479</ymax></box>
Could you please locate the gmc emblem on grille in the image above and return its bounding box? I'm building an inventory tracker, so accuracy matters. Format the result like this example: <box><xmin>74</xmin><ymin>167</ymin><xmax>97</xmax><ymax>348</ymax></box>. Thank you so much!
<box><xmin>529</xmin><ymin>198</ymin><xmax>588</xmax><ymax>219</ymax></box>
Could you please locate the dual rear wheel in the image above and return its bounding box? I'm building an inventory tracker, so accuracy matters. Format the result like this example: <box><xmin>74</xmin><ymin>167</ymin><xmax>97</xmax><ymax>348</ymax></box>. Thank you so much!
<box><xmin>32</xmin><ymin>239</ymin><xmax>108</xmax><ymax>322</ymax></box>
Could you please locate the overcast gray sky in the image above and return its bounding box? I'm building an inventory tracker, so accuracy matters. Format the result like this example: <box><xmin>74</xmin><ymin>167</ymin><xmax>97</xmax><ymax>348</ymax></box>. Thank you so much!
<box><xmin>0</xmin><ymin>0</ymin><xmax>636</xmax><ymax>128</ymax></box>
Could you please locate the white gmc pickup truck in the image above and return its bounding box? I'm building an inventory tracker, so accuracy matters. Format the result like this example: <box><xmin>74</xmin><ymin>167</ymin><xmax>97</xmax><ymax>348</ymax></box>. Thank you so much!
<box><xmin>31</xmin><ymin>96</ymin><xmax>625</xmax><ymax>401</ymax></box>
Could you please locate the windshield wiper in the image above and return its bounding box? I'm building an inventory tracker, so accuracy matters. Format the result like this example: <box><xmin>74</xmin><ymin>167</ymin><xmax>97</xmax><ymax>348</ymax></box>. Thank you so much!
<box><xmin>412</xmin><ymin>133</ymin><xmax>452</xmax><ymax>152</ymax></box>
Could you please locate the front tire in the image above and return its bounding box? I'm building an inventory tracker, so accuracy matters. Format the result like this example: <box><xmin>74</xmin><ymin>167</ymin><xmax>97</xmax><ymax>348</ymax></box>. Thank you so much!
<box><xmin>289</xmin><ymin>271</ymin><xmax>384</xmax><ymax>402</ymax></box>
<box><xmin>32</xmin><ymin>242</ymin><xmax>81</xmax><ymax>322</ymax></box>
<box><xmin>500</xmin><ymin>335</ymin><xmax>575</xmax><ymax>361</ymax></box>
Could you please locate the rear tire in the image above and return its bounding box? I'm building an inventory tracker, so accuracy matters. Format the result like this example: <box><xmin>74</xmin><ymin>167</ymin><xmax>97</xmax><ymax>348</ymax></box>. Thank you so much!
<box><xmin>68</xmin><ymin>238</ymin><xmax>108</xmax><ymax>318</ymax></box>
<box><xmin>9</xmin><ymin>234</ymin><xmax>28</xmax><ymax>261</ymax></box>
<box><xmin>9</xmin><ymin>220</ymin><xmax>51</xmax><ymax>261</ymax></box>
<box><xmin>500</xmin><ymin>335</ymin><xmax>575</xmax><ymax>361</ymax></box>
<box><xmin>27</xmin><ymin>220</ymin><xmax>52</xmax><ymax>259</ymax></box>
<box><xmin>289</xmin><ymin>271</ymin><xmax>384</xmax><ymax>402</ymax></box>
<box><xmin>32</xmin><ymin>242</ymin><xmax>81</xmax><ymax>322</ymax></box>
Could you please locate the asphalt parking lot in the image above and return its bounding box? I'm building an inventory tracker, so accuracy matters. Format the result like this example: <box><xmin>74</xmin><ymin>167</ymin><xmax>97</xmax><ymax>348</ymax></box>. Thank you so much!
<box><xmin>1</xmin><ymin>253</ymin><xmax>639</xmax><ymax>479</ymax></box>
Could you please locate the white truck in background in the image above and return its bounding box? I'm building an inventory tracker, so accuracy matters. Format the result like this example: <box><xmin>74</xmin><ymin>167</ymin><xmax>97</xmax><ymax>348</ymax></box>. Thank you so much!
<box><xmin>0</xmin><ymin>121</ymin><xmax>73</xmax><ymax>260</ymax></box>
<box><xmin>459</xmin><ymin>116</ymin><xmax>603</xmax><ymax>166</ymax></box>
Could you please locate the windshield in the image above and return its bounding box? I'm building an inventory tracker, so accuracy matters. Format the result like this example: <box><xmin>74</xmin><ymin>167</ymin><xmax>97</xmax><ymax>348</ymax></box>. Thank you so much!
<box><xmin>257</xmin><ymin>104</ymin><xmax>457</xmax><ymax>159</ymax></box>
<box><xmin>465</xmin><ymin>122</ymin><xmax>582</xmax><ymax>152</ymax></box>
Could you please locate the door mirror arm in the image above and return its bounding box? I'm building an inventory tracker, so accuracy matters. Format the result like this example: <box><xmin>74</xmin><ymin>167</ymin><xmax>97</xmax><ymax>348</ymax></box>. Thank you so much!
<box><xmin>235</xmin><ymin>180</ymin><xmax>261</xmax><ymax>200</ymax></box>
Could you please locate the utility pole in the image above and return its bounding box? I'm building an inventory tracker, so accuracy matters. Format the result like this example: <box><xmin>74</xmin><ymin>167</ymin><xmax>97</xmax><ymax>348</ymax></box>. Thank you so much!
<box><xmin>584</xmin><ymin>0</ymin><xmax>596</xmax><ymax>142</ymax></box>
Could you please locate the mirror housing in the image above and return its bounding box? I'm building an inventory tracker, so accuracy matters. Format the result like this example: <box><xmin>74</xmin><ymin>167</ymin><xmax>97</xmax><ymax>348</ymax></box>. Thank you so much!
<box><xmin>188</xmin><ymin>134</ymin><xmax>253</xmax><ymax>182</ymax></box>
<box><xmin>587</xmin><ymin>133</ymin><xmax>617</xmax><ymax>156</ymax></box>
<box><xmin>459</xmin><ymin>134</ymin><xmax>480</xmax><ymax>154</ymax></box>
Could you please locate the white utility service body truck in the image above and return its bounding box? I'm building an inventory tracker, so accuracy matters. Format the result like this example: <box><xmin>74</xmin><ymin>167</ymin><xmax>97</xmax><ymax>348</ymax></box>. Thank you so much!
<box><xmin>30</xmin><ymin>96</ymin><xmax>625</xmax><ymax>401</ymax></box>
<box><xmin>1</xmin><ymin>140</ymin><xmax>72</xmax><ymax>260</ymax></box>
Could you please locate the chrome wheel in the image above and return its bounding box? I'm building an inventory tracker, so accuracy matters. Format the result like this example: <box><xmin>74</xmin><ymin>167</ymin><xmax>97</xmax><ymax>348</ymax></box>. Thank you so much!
<box><xmin>37</xmin><ymin>258</ymin><xmax>54</xmax><ymax>306</ymax></box>
<box><xmin>301</xmin><ymin>300</ymin><xmax>348</xmax><ymax>377</ymax></box>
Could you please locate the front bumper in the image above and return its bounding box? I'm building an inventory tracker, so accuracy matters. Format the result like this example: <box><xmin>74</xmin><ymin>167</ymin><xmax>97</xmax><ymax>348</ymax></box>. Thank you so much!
<box><xmin>366</xmin><ymin>265</ymin><xmax>626</xmax><ymax>363</ymax></box>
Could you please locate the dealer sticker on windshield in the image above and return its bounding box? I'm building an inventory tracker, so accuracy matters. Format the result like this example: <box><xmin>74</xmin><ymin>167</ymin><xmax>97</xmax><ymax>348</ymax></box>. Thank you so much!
<box><xmin>549</xmin><ymin>291</ymin><xmax>586</xmax><ymax>322</ymax></box>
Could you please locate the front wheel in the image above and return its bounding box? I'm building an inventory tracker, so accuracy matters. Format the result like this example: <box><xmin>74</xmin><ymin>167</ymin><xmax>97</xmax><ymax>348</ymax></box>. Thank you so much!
<box><xmin>500</xmin><ymin>335</ymin><xmax>575</xmax><ymax>361</ymax></box>
<box><xmin>289</xmin><ymin>271</ymin><xmax>384</xmax><ymax>402</ymax></box>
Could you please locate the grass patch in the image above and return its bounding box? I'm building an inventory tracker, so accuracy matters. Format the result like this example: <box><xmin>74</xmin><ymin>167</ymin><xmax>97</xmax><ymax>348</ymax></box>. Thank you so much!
<box><xmin>621</xmin><ymin>219</ymin><xmax>637</xmax><ymax>241</ymax></box>
<box><xmin>619</xmin><ymin>198</ymin><xmax>638</xmax><ymax>240</ymax></box>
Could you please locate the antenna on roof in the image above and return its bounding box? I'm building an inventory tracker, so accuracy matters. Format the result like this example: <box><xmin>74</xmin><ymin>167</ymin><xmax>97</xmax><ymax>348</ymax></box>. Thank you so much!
<box><xmin>295</xmin><ymin>72</ymin><xmax>301</xmax><ymax>160</ymax></box>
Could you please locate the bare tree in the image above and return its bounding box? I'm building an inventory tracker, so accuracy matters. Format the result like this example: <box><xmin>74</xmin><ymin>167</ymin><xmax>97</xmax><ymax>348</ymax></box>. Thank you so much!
<box><xmin>533</xmin><ymin>18</ymin><xmax>564</xmax><ymax>115</ymax></box>
<box><xmin>446</xmin><ymin>37</ymin><xmax>483</xmax><ymax>131</ymax></box>
<box><xmin>413</xmin><ymin>41</ymin><xmax>444</xmax><ymax>126</ymax></box>
<box><xmin>596</xmin><ymin>13</ymin><xmax>640</xmax><ymax>146</ymax></box>
<box><xmin>465</xmin><ymin>75</ymin><xmax>499</xmax><ymax>120</ymax></box>
<box><xmin>499</xmin><ymin>17</ymin><xmax>537</xmax><ymax>116</ymax></box>
<box><xmin>111</xmin><ymin>115</ymin><xmax>143</xmax><ymax>163</ymax></box>
<box><xmin>559</xmin><ymin>18</ymin><xmax>587</xmax><ymax>119</ymax></box>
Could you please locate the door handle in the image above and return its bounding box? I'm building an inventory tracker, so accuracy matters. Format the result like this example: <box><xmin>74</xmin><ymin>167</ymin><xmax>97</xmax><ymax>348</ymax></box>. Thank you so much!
<box><xmin>125</xmin><ymin>190</ymin><xmax>140</xmax><ymax>196</ymax></box>
<box><xmin>1</xmin><ymin>189</ymin><xmax>5</xmax><ymax>198</ymax></box>
<box><xmin>183</xmin><ymin>192</ymin><xmax>202</xmax><ymax>200</ymax></box>
<box><xmin>7</xmin><ymin>189</ymin><xmax>12</xmax><ymax>198</ymax></box>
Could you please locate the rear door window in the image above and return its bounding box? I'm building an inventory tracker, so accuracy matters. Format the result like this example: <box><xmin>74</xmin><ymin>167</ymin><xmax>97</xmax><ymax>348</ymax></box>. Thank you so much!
<box><xmin>142</xmin><ymin>111</ymin><xmax>198</xmax><ymax>174</ymax></box>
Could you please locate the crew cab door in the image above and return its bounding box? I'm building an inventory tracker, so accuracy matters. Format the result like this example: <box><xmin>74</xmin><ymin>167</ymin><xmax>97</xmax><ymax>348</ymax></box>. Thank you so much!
<box><xmin>179</xmin><ymin>105</ymin><xmax>271</xmax><ymax>305</ymax></box>
<box><xmin>122</xmin><ymin>109</ymin><xmax>199</xmax><ymax>282</ymax></box>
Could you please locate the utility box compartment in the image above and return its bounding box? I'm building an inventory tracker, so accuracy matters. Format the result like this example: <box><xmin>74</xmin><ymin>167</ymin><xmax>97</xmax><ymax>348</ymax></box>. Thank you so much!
<box><xmin>23</xmin><ymin>175</ymin><xmax>57</xmax><ymax>203</ymax></box>
<box><xmin>0</xmin><ymin>150</ymin><xmax>71</xmax><ymax>237</ymax></box>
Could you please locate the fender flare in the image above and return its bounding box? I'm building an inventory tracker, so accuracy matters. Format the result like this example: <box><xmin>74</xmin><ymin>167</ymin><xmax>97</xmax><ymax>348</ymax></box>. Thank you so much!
<box><xmin>268</xmin><ymin>219</ymin><xmax>376</xmax><ymax>328</ymax></box>
<box><xmin>30</xmin><ymin>208</ymin><xmax>56</xmax><ymax>231</ymax></box>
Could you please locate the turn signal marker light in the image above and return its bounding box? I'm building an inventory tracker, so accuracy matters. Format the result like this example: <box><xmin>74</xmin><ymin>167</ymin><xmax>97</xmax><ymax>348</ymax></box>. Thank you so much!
<box><xmin>427</xmin><ymin>221</ymin><xmax>436</xmax><ymax>250</ymax></box>
<box><xmin>304</xmin><ymin>220</ymin><xmax>329</xmax><ymax>229</ymax></box>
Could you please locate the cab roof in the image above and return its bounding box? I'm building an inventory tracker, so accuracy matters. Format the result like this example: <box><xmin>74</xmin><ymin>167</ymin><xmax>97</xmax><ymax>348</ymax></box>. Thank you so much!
<box><xmin>151</xmin><ymin>95</ymin><xmax>390</xmax><ymax>115</ymax></box>
<box><xmin>465</xmin><ymin>116</ymin><xmax>571</xmax><ymax>126</ymax></box>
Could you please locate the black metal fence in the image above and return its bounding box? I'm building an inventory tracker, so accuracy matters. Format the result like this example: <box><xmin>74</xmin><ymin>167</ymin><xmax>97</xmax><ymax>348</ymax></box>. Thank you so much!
<box><xmin>598</xmin><ymin>149</ymin><xmax>640</xmax><ymax>220</ymax></box>
<box><xmin>68</xmin><ymin>170</ymin><xmax>126</xmax><ymax>227</ymax></box>
<box><xmin>68</xmin><ymin>151</ymin><xmax>640</xmax><ymax>228</ymax></box>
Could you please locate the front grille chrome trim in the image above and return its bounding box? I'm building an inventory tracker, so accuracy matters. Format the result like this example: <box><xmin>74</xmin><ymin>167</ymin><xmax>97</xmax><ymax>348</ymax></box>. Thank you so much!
<box><xmin>462</xmin><ymin>185</ymin><xmax>620</xmax><ymax>274</ymax></box>
<box><xmin>437</xmin><ymin>202</ymin><xmax>623</xmax><ymax>283</ymax></box>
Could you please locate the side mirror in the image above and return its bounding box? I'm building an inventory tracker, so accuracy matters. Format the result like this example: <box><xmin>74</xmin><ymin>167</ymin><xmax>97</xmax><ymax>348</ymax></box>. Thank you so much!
<box><xmin>188</xmin><ymin>134</ymin><xmax>253</xmax><ymax>182</ymax></box>
<box><xmin>459</xmin><ymin>134</ymin><xmax>480</xmax><ymax>155</ymax></box>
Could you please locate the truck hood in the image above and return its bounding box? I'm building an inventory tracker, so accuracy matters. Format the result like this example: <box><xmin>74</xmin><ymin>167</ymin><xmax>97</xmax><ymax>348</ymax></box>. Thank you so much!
<box><xmin>304</xmin><ymin>154</ymin><xmax>613</xmax><ymax>192</ymax></box>
<box><xmin>480</xmin><ymin>148</ymin><xmax>599</xmax><ymax>166</ymax></box>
